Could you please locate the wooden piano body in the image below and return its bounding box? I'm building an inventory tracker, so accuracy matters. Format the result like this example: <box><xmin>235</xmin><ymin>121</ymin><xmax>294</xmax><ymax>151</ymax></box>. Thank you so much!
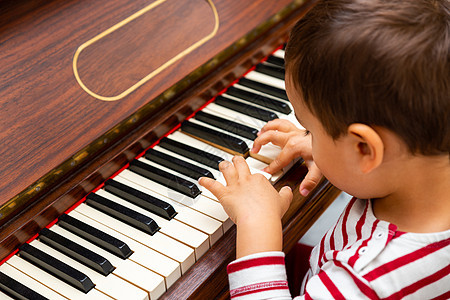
<box><xmin>0</xmin><ymin>0</ymin><xmax>340</xmax><ymax>298</ymax></box>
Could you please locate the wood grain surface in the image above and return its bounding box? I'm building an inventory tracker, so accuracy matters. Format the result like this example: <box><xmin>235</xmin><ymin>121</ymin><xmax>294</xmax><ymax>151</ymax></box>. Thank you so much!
<box><xmin>0</xmin><ymin>0</ymin><xmax>296</xmax><ymax>204</ymax></box>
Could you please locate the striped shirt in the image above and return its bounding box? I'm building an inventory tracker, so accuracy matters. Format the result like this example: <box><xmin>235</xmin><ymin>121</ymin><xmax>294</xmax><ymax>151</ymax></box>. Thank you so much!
<box><xmin>227</xmin><ymin>198</ymin><xmax>450</xmax><ymax>299</ymax></box>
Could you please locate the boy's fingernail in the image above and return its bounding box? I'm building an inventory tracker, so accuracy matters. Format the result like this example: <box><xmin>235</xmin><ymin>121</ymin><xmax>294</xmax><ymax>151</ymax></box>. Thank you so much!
<box><xmin>300</xmin><ymin>188</ymin><xmax>310</xmax><ymax>196</ymax></box>
<box><xmin>282</xmin><ymin>186</ymin><xmax>292</xmax><ymax>192</ymax></box>
<box><xmin>219</xmin><ymin>161</ymin><xmax>230</xmax><ymax>169</ymax></box>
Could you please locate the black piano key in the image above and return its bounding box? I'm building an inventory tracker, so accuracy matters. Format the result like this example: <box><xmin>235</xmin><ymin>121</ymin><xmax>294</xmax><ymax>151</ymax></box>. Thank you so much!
<box><xmin>39</xmin><ymin>228</ymin><xmax>114</xmax><ymax>276</ymax></box>
<box><xmin>0</xmin><ymin>272</ymin><xmax>48</xmax><ymax>300</ymax></box>
<box><xmin>86</xmin><ymin>193</ymin><xmax>161</xmax><ymax>235</ymax></box>
<box><xmin>226</xmin><ymin>86</ymin><xmax>291</xmax><ymax>114</ymax></box>
<box><xmin>18</xmin><ymin>243</ymin><xmax>95</xmax><ymax>294</ymax></box>
<box><xmin>129</xmin><ymin>159</ymin><xmax>202</xmax><ymax>198</ymax></box>
<box><xmin>58</xmin><ymin>214</ymin><xmax>132</xmax><ymax>259</ymax></box>
<box><xmin>215</xmin><ymin>95</ymin><xmax>278</xmax><ymax>122</ymax></box>
<box><xmin>103</xmin><ymin>179</ymin><xmax>177</xmax><ymax>220</ymax></box>
<box><xmin>266</xmin><ymin>55</ymin><xmax>285</xmax><ymax>68</ymax></box>
<box><xmin>159</xmin><ymin>137</ymin><xmax>224</xmax><ymax>170</ymax></box>
<box><xmin>145</xmin><ymin>148</ymin><xmax>214</xmax><ymax>180</ymax></box>
<box><xmin>181</xmin><ymin>120</ymin><xmax>249</xmax><ymax>154</ymax></box>
<box><xmin>255</xmin><ymin>63</ymin><xmax>285</xmax><ymax>80</ymax></box>
<box><xmin>238</xmin><ymin>77</ymin><xmax>288</xmax><ymax>101</ymax></box>
<box><xmin>195</xmin><ymin>110</ymin><xmax>258</xmax><ymax>140</ymax></box>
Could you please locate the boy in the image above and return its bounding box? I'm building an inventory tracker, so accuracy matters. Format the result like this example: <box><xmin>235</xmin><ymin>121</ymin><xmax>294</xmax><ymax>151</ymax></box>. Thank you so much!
<box><xmin>199</xmin><ymin>0</ymin><xmax>450</xmax><ymax>298</ymax></box>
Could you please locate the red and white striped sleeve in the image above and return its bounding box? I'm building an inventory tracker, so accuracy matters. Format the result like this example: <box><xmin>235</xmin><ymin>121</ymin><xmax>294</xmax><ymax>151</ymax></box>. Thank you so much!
<box><xmin>227</xmin><ymin>251</ymin><xmax>292</xmax><ymax>299</ymax></box>
<box><xmin>226</xmin><ymin>251</ymin><xmax>379</xmax><ymax>300</ymax></box>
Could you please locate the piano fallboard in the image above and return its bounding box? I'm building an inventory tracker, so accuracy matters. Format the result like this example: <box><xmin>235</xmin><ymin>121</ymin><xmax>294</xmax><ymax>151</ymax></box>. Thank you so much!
<box><xmin>0</xmin><ymin>0</ymin><xmax>313</xmax><ymax>222</ymax></box>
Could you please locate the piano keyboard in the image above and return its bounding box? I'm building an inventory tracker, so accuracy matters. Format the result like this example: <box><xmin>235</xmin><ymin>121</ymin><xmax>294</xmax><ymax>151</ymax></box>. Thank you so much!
<box><xmin>0</xmin><ymin>49</ymin><xmax>304</xmax><ymax>300</ymax></box>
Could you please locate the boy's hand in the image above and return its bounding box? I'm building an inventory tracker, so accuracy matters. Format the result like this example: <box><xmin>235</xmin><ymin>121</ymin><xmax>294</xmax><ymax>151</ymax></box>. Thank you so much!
<box><xmin>252</xmin><ymin>119</ymin><xmax>322</xmax><ymax>196</ymax></box>
<box><xmin>199</xmin><ymin>156</ymin><xmax>293</xmax><ymax>258</ymax></box>
<box><xmin>199</xmin><ymin>156</ymin><xmax>293</xmax><ymax>224</ymax></box>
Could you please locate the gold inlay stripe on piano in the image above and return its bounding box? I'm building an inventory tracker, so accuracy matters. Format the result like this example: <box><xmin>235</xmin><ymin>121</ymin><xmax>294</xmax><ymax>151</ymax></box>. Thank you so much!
<box><xmin>73</xmin><ymin>0</ymin><xmax>220</xmax><ymax>101</ymax></box>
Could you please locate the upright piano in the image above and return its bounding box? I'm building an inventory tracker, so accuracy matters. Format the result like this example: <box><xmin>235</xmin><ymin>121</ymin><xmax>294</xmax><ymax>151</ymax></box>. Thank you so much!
<box><xmin>0</xmin><ymin>0</ymin><xmax>340</xmax><ymax>298</ymax></box>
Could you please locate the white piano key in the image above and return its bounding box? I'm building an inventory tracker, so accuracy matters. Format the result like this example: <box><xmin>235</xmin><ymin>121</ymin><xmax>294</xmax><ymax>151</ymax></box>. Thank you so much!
<box><xmin>273</xmin><ymin>49</ymin><xmax>285</xmax><ymax>58</ymax></box>
<box><xmin>245</xmin><ymin>70</ymin><xmax>285</xmax><ymax>90</ymax></box>
<box><xmin>50</xmin><ymin>224</ymin><xmax>166</xmax><ymax>300</ymax></box>
<box><xmin>96</xmin><ymin>189</ymin><xmax>210</xmax><ymax>260</ymax></box>
<box><xmin>246</xmin><ymin>156</ymin><xmax>284</xmax><ymax>184</ymax></box>
<box><xmin>6</xmin><ymin>255</ymin><xmax>112</xmax><ymax>300</ymax></box>
<box><xmin>0</xmin><ymin>263</ymin><xmax>67</xmax><ymax>300</ymax></box>
<box><xmin>29</xmin><ymin>240</ymin><xmax>149</xmax><ymax>300</ymax></box>
<box><xmin>66</xmin><ymin>210</ymin><xmax>181</xmax><ymax>289</ymax></box>
<box><xmin>115</xmin><ymin>171</ymin><xmax>234</xmax><ymax>232</ymax></box>
<box><xmin>74</xmin><ymin>203</ymin><xmax>195</xmax><ymax>274</ymax></box>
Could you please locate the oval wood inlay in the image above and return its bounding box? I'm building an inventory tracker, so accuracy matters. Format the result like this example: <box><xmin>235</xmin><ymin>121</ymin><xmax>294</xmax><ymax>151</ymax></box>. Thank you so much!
<box><xmin>73</xmin><ymin>0</ymin><xmax>219</xmax><ymax>101</ymax></box>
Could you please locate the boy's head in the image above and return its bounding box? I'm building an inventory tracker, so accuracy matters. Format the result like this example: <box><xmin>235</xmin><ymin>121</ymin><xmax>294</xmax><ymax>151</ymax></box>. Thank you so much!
<box><xmin>285</xmin><ymin>0</ymin><xmax>449</xmax><ymax>157</ymax></box>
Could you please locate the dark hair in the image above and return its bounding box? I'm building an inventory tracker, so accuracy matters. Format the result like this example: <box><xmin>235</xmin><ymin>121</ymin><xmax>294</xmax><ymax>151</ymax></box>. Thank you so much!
<box><xmin>285</xmin><ymin>0</ymin><xmax>449</xmax><ymax>155</ymax></box>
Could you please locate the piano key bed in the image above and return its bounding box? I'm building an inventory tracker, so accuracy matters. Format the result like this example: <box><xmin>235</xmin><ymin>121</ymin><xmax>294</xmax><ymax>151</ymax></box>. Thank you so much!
<box><xmin>0</xmin><ymin>49</ymin><xmax>337</xmax><ymax>300</ymax></box>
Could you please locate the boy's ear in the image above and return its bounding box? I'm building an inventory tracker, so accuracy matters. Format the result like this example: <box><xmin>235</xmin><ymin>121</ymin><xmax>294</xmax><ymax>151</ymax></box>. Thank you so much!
<box><xmin>347</xmin><ymin>123</ymin><xmax>384</xmax><ymax>174</ymax></box>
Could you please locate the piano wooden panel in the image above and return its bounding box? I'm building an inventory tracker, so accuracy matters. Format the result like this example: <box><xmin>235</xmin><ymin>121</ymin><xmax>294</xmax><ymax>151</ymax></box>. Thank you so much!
<box><xmin>0</xmin><ymin>0</ymin><xmax>307</xmax><ymax>209</ymax></box>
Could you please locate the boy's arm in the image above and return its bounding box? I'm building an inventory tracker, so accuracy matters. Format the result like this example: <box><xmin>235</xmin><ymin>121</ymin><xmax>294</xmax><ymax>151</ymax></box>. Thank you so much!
<box><xmin>199</xmin><ymin>156</ymin><xmax>292</xmax><ymax>258</ymax></box>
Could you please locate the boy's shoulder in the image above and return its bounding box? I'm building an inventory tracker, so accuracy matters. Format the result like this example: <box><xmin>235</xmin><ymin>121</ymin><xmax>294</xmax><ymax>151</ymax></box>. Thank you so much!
<box><xmin>313</xmin><ymin>198</ymin><xmax>450</xmax><ymax>265</ymax></box>
<box><xmin>308</xmin><ymin>198</ymin><xmax>450</xmax><ymax>298</ymax></box>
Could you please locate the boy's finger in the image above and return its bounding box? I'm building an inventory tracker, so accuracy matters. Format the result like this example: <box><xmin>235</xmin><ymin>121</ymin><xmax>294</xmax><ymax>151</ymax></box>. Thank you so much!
<box><xmin>252</xmin><ymin>131</ymin><xmax>288</xmax><ymax>153</ymax></box>
<box><xmin>232</xmin><ymin>156</ymin><xmax>251</xmax><ymax>177</ymax></box>
<box><xmin>252</xmin><ymin>132</ymin><xmax>274</xmax><ymax>153</ymax></box>
<box><xmin>264</xmin><ymin>149</ymin><xmax>296</xmax><ymax>174</ymax></box>
<box><xmin>278</xmin><ymin>186</ymin><xmax>293</xmax><ymax>212</ymax></box>
<box><xmin>260</xmin><ymin>119</ymin><xmax>296</xmax><ymax>134</ymax></box>
<box><xmin>219</xmin><ymin>160</ymin><xmax>239</xmax><ymax>185</ymax></box>
<box><xmin>198</xmin><ymin>177</ymin><xmax>227</xmax><ymax>198</ymax></box>
<box><xmin>299</xmin><ymin>162</ymin><xmax>322</xmax><ymax>196</ymax></box>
